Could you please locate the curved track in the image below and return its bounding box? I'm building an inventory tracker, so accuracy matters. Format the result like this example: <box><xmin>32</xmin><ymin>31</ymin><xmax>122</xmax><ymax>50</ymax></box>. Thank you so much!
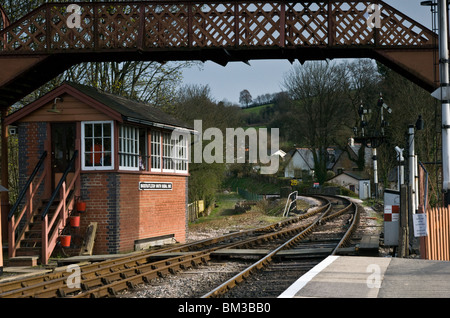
<box><xmin>201</xmin><ymin>195</ymin><xmax>359</xmax><ymax>298</ymax></box>
<box><xmin>0</xmin><ymin>195</ymin><xmax>359</xmax><ymax>298</ymax></box>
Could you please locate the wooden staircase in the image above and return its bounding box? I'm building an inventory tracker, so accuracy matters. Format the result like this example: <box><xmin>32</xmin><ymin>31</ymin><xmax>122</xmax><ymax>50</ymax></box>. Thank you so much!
<box><xmin>8</xmin><ymin>199</ymin><xmax>62</xmax><ymax>266</ymax></box>
<box><xmin>13</xmin><ymin>201</ymin><xmax>59</xmax><ymax>257</ymax></box>
<box><xmin>8</xmin><ymin>150</ymin><xmax>80</xmax><ymax>266</ymax></box>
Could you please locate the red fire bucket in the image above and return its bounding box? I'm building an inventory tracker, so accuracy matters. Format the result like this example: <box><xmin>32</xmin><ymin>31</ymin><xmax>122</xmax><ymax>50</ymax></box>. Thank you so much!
<box><xmin>60</xmin><ymin>235</ymin><xmax>71</xmax><ymax>248</ymax></box>
<box><xmin>70</xmin><ymin>216</ymin><xmax>80</xmax><ymax>227</ymax></box>
<box><xmin>77</xmin><ymin>201</ymin><xmax>86</xmax><ymax>213</ymax></box>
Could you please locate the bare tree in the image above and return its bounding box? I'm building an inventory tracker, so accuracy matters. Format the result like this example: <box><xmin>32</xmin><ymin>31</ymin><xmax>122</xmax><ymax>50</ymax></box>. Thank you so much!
<box><xmin>336</xmin><ymin>59</ymin><xmax>383</xmax><ymax>171</ymax></box>
<box><xmin>283</xmin><ymin>61</ymin><xmax>352</xmax><ymax>184</ymax></box>
<box><xmin>239</xmin><ymin>89</ymin><xmax>252</xmax><ymax>107</ymax></box>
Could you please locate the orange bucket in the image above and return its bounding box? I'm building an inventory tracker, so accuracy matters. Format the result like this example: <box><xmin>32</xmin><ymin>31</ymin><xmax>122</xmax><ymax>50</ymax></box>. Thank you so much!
<box><xmin>70</xmin><ymin>216</ymin><xmax>80</xmax><ymax>227</ymax></box>
<box><xmin>60</xmin><ymin>235</ymin><xmax>71</xmax><ymax>248</ymax></box>
<box><xmin>77</xmin><ymin>201</ymin><xmax>86</xmax><ymax>213</ymax></box>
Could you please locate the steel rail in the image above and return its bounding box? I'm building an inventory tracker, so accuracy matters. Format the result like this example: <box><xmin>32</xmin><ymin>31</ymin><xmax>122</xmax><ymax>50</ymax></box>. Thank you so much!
<box><xmin>0</xmin><ymin>233</ymin><xmax>266</xmax><ymax>298</ymax></box>
<box><xmin>201</xmin><ymin>196</ymin><xmax>356</xmax><ymax>298</ymax></box>
<box><xmin>0</xmin><ymin>196</ymin><xmax>330</xmax><ymax>298</ymax></box>
<box><xmin>70</xmin><ymin>205</ymin><xmax>333</xmax><ymax>298</ymax></box>
<box><xmin>331</xmin><ymin>202</ymin><xmax>361</xmax><ymax>255</ymax></box>
<box><xmin>0</xmin><ymin>201</ymin><xmax>321</xmax><ymax>294</ymax></box>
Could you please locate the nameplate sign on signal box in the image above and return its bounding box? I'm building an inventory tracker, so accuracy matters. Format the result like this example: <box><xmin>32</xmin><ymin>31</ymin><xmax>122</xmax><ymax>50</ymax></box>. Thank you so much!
<box><xmin>139</xmin><ymin>182</ymin><xmax>173</xmax><ymax>191</ymax></box>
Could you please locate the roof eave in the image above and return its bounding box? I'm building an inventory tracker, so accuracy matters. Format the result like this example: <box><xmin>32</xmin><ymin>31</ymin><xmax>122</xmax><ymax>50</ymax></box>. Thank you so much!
<box><xmin>5</xmin><ymin>83</ymin><xmax>123</xmax><ymax>125</ymax></box>
<box><xmin>125</xmin><ymin>117</ymin><xmax>197</xmax><ymax>134</ymax></box>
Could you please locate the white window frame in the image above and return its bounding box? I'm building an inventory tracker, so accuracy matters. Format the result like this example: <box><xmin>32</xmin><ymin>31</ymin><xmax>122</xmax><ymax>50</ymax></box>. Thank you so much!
<box><xmin>162</xmin><ymin>132</ymin><xmax>174</xmax><ymax>172</ymax></box>
<box><xmin>151</xmin><ymin>130</ymin><xmax>189</xmax><ymax>174</ymax></box>
<box><xmin>119</xmin><ymin>125</ymin><xmax>140</xmax><ymax>171</ymax></box>
<box><xmin>151</xmin><ymin>131</ymin><xmax>162</xmax><ymax>172</ymax></box>
<box><xmin>172</xmin><ymin>133</ymin><xmax>188</xmax><ymax>173</ymax></box>
<box><xmin>81</xmin><ymin>121</ymin><xmax>114</xmax><ymax>171</ymax></box>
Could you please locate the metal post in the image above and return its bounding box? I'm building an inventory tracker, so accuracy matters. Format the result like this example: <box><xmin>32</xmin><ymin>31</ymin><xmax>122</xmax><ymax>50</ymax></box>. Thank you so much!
<box><xmin>438</xmin><ymin>0</ymin><xmax>450</xmax><ymax>205</ymax></box>
<box><xmin>399</xmin><ymin>184</ymin><xmax>409</xmax><ymax>258</ymax></box>
<box><xmin>414</xmin><ymin>154</ymin><xmax>419</xmax><ymax>213</ymax></box>
<box><xmin>0</xmin><ymin>198</ymin><xmax>2</xmax><ymax>275</ymax></box>
<box><xmin>0</xmin><ymin>185</ymin><xmax>7</xmax><ymax>275</ymax></box>
<box><xmin>409</xmin><ymin>125</ymin><xmax>417</xmax><ymax>214</ymax></box>
<box><xmin>372</xmin><ymin>148</ymin><xmax>378</xmax><ymax>198</ymax></box>
<box><xmin>1</xmin><ymin>108</ymin><xmax>9</xmax><ymax>245</ymax></box>
<box><xmin>395</xmin><ymin>146</ymin><xmax>404</xmax><ymax>190</ymax></box>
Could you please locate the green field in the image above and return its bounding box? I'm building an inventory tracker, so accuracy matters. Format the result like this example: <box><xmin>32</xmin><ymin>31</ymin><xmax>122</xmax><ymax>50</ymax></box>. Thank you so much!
<box><xmin>223</xmin><ymin>176</ymin><xmax>280</xmax><ymax>194</ymax></box>
<box><xmin>241</xmin><ymin>103</ymin><xmax>273</xmax><ymax>114</ymax></box>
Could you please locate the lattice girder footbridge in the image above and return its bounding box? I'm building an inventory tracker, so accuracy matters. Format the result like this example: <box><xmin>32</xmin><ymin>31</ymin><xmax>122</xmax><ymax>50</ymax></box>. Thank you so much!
<box><xmin>0</xmin><ymin>0</ymin><xmax>439</xmax><ymax>109</ymax></box>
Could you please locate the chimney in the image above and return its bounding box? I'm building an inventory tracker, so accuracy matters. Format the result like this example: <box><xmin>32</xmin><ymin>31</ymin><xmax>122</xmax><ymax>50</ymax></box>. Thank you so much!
<box><xmin>348</xmin><ymin>137</ymin><xmax>354</xmax><ymax>147</ymax></box>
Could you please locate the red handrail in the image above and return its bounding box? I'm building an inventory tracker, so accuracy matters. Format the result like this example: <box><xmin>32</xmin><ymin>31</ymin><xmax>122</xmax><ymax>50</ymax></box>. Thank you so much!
<box><xmin>41</xmin><ymin>151</ymin><xmax>80</xmax><ymax>265</ymax></box>
<box><xmin>8</xmin><ymin>151</ymin><xmax>48</xmax><ymax>258</ymax></box>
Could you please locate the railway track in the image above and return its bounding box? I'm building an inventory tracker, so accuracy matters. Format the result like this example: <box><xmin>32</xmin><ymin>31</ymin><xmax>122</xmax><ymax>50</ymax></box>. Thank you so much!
<box><xmin>201</xmin><ymin>195</ymin><xmax>360</xmax><ymax>298</ymax></box>
<box><xmin>0</xmin><ymin>195</ymin><xmax>359</xmax><ymax>298</ymax></box>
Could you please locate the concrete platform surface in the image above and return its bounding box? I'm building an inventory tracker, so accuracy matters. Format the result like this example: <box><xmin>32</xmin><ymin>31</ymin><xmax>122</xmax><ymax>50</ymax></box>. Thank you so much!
<box><xmin>279</xmin><ymin>255</ymin><xmax>450</xmax><ymax>298</ymax></box>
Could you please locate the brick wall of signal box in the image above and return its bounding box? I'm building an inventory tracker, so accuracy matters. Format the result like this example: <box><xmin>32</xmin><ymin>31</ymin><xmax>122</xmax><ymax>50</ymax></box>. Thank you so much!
<box><xmin>80</xmin><ymin>172</ymin><xmax>188</xmax><ymax>255</ymax></box>
<box><xmin>18</xmin><ymin>122</ymin><xmax>47</xmax><ymax>190</ymax></box>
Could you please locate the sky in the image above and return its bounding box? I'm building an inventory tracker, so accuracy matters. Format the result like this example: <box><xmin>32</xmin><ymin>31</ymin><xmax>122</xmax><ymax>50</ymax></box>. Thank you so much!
<box><xmin>181</xmin><ymin>1</ymin><xmax>434</xmax><ymax>105</ymax></box>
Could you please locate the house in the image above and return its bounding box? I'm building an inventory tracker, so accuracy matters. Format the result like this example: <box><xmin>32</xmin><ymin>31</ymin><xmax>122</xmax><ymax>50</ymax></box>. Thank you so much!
<box><xmin>284</xmin><ymin>139</ymin><xmax>372</xmax><ymax>179</ymax></box>
<box><xmin>4</xmin><ymin>82</ymin><xmax>194</xmax><ymax>264</ymax></box>
<box><xmin>284</xmin><ymin>148</ymin><xmax>315</xmax><ymax>179</ymax></box>
<box><xmin>328</xmin><ymin>171</ymin><xmax>371</xmax><ymax>199</ymax></box>
<box><xmin>328</xmin><ymin>139</ymin><xmax>373</xmax><ymax>175</ymax></box>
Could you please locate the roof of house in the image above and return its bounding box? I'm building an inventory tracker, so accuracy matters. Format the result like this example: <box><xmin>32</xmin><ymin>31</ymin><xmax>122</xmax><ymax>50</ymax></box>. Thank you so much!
<box><xmin>286</xmin><ymin>147</ymin><xmax>344</xmax><ymax>170</ymax></box>
<box><xmin>6</xmin><ymin>82</ymin><xmax>193</xmax><ymax>131</ymax></box>
<box><xmin>287</xmin><ymin>148</ymin><xmax>315</xmax><ymax>170</ymax></box>
<box><xmin>329</xmin><ymin>170</ymin><xmax>371</xmax><ymax>181</ymax></box>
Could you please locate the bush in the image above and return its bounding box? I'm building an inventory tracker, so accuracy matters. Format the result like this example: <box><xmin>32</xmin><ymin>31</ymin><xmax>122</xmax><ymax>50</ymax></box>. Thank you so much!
<box><xmin>339</xmin><ymin>187</ymin><xmax>358</xmax><ymax>197</ymax></box>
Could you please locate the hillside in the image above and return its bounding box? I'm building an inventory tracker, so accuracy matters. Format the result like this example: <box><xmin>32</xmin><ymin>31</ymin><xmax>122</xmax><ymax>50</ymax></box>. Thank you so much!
<box><xmin>223</xmin><ymin>176</ymin><xmax>280</xmax><ymax>195</ymax></box>
<box><xmin>241</xmin><ymin>103</ymin><xmax>274</xmax><ymax>127</ymax></box>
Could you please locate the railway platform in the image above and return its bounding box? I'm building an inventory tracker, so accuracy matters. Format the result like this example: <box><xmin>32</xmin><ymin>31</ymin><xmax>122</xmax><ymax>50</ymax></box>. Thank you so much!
<box><xmin>279</xmin><ymin>255</ymin><xmax>450</xmax><ymax>298</ymax></box>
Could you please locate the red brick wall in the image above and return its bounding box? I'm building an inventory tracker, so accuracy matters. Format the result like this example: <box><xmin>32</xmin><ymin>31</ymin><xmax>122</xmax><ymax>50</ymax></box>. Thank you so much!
<box><xmin>18</xmin><ymin>122</ymin><xmax>47</xmax><ymax>186</ymax></box>
<box><xmin>17</xmin><ymin>122</ymin><xmax>189</xmax><ymax>256</ymax></box>
<box><xmin>80</xmin><ymin>172</ymin><xmax>187</xmax><ymax>254</ymax></box>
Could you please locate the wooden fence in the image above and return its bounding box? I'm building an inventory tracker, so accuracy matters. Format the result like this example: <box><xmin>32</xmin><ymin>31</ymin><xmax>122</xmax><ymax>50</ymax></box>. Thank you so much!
<box><xmin>422</xmin><ymin>207</ymin><xmax>450</xmax><ymax>261</ymax></box>
<box><xmin>417</xmin><ymin>162</ymin><xmax>450</xmax><ymax>261</ymax></box>
<box><xmin>188</xmin><ymin>200</ymin><xmax>205</xmax><ymax>222</ymax></box>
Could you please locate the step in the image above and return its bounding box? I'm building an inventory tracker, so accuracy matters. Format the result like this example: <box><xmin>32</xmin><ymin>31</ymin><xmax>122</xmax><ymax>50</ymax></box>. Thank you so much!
<box><xmin>24</xmin><ymin>229</ymin><xmax>42</xmax><ymax>237</ymax></box>
<box><xmin>8</xmin><ymin>256</ymin><xmax>39</xmax><ymax>267</ymax></box>
<box><xmin>15</xmin><ymin>247</ymin><xmax>41</xmax><ymax>256</ymax></box>
<box><xmin>21</xmin><ymin>237</ymin><xmax>41</xmax><ymax>245</ymax></box>
<box><xmin>42</xmin><ymin>198</ymin><xmax>62</xmax><ymax>205</ymax></box>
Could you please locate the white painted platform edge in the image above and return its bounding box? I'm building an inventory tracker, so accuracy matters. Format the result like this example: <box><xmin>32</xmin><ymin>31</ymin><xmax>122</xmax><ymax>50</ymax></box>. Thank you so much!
<box><xmin>278</xmin><ymin>255</ymin><xmax>340</xmax><ymax>298</ymax></box>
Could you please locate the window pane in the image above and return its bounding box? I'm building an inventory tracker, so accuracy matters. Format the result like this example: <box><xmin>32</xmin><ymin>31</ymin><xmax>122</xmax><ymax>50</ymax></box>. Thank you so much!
<box><xmin>93</xmin><ymin>137</ymin><xmax>102</xmax><ymax>146</ymax></box>
<box><xmin>103</xmin><ymin>123</ymin><xmax>111</xmax><ymax>137</ymax></box>
<box><xmin>85</xmin><ymin>153</ymin><xmax>92</xmax><ymax>167</ymax></box>
<box><xmin>104</xmin><ymin>152</ymin><xmax>111</xmax><ymax>166</ymax></box>
<box><xmin>94</xmin><ymin>124</ymin><xmax>102</xmax><ymax>137</ymax></box>
<box><xmin>85</xmin><ymin>138</ymin><xmax>93</xmax><ymax>151</ymax></box>
<box><xmin>85</xmin><ymin>124</ymin><xmax>93</xmax><ymax>137</ymax></box>
<box><xmin>104</xmin><ymin>137</ymin><xmax>111</xmax><ymax>152</ymax></box>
